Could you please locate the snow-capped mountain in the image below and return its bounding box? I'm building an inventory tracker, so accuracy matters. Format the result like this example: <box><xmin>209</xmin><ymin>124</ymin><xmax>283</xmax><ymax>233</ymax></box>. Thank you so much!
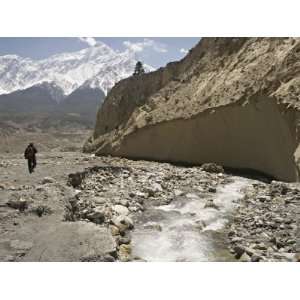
<box><xmin>0</xmin><ymin>42</ymin><xmax>154</xmax><ymax>98</ymax></box>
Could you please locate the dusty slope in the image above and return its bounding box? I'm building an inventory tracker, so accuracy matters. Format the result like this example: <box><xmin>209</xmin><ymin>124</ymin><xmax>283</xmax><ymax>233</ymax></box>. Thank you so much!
<box><xmin>85</xmin><ymin>38</ymin><xmax>300</xmax><ymax>181</ymax></box>
<box><xmin>0</xmin><ymin>151</ymin><xmax>117</xmax><ymax>262</ymax></box>
<box><xmin>1</xmin><ymin>150</ymin><xmax>299</xmax><ymax>262</ymax></box>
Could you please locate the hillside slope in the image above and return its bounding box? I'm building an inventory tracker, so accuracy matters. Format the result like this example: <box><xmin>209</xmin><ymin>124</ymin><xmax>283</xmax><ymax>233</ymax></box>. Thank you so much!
<box><xmin>0</xmin><ymin>83</ymin><xmax>105</xmax><ymax>132</ymax></box>
<box><xmin>85</xmin><ymin>38</ymin><xmax>300</xmax><ymax>182</ymax></box>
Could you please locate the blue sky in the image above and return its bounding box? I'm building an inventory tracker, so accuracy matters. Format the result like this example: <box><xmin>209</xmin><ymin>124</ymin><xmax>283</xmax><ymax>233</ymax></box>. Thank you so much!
<box><xmin>0</xmin><ymin>37</ymin><xmax>200</xmax><ymax>68</ymax></box>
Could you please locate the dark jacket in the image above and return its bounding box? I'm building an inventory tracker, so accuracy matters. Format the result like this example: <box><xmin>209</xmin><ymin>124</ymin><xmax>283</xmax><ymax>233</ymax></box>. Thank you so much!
<box><xmin>24</xmin><ymin>145</ymin><xmax>37</xmax><ymax>160</ymax></box>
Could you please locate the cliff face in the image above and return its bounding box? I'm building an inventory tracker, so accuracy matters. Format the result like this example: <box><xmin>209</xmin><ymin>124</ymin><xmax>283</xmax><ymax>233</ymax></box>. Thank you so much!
<box><xmin>85</xmin><ymin>38</ymin><xmax>300</xmax><ymax>182</ymax></box>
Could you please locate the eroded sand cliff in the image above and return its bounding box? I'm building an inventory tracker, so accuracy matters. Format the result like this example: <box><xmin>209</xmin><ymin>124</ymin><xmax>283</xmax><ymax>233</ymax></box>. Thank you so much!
<box><xmin>85</xmin><ymin>38</ymin><xmax>300</xmax><ymax>182</ymax></box>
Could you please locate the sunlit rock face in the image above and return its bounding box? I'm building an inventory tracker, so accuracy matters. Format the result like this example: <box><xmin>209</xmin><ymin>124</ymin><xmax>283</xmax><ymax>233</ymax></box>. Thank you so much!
<box><xmin>86</xmin><ymin>38</ymin><xmax>300</xmax><ymax>182</ymax></box>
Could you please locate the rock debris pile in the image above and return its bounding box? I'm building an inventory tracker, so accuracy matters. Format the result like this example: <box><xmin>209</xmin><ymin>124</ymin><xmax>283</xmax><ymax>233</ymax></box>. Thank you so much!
<box><xmin>228</xmin><ymin>181</ymin><xmax>299</xmax><ymax>262</ymax></box>
<box><xmin>65</xmin><ymin>158</ymin><xmax>231</xmax><ymax>261</ymax></box>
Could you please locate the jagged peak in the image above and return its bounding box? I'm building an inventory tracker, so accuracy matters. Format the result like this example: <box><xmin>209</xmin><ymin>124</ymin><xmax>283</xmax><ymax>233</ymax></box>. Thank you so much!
<box><xmin>0</xmin><ymin>41</ymin><xmax>154</xmax><ymax>97</ymax></box>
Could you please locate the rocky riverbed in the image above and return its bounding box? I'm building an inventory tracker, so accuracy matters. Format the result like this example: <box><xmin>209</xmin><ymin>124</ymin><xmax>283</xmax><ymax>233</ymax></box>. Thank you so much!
<box><xmin>0</xmin><ymin>152</ymin><xmax>299</xmax><ymax>262</ymax></box>
<box><xmin>227</xmin><ymin>180</ymin><xmax>300</xmax><ymax>262</ymax></box>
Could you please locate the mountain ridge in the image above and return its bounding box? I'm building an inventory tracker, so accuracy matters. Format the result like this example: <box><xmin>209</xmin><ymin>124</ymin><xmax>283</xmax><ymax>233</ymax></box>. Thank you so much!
<box><xmin>0</xmin><ymin>42</ymin><xmax>154</xmax><ymax>97</ymax></box>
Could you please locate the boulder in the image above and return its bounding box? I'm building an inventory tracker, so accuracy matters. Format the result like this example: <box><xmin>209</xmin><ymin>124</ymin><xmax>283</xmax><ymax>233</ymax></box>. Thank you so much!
<box><xmin>269</xmin><ymin>181</ymin><xmax>289</xmax><ymax>196</ymax></box>
<box><xmin>2</xmin><ymin>255</ymin><xmax>15</xmax><ymax>262</ymax></box>
<box><xmin>23</xmin><ymin>222</ymin><xmax>116</xmax><ymax>262</ymax></box>
<box><xmin>118</xmin><ymin>244</ymin><xmax>132</xmax><ymax>262</ymax></box>
<box><xmin>30</xmin><ymin>205</ymin><xmax>52</xmax><ymax>217</ymax></box>
<box><xmin>257</xmin><ymin>195</ymin><xmax>271</xmax><ymax>202</ymax></box>
<box><xmin>251</xmin><ymin>255</ymin><xmax>262</xmax><ymax>262</ymax></box>
<box><xmin>7</xmin><ymin>198</ymin><xmax>28</xmax><ymax>211</ymax></box>
<box><xmin>110</xmin><ymin>225</ymin><xmax>121</xmax><ymax>236</ymax></box>
<box><xmin>41</xmin><ymin>177</ymin><xmax>56</xmax><ymax>184</ymax></box>
<box><xmin>253</xmin><ymin>243</ymin><xmax>268</xmax><ymax>251</ymax></box>
<box><xmin>112</xmin><ymin>215</ymin><xmax>134</xmax><ymax>232</ymax></box>
<box><xmin>239</xmin><ymin>253</ymin><xmax>251</xmax><ymax>262</ymax></box>
<box><xmin>112</xmin><ymin>204</ymin><xmax>129</xmax><ymax>216</ymax></box>
<box><xmin>233</xmin><ymin>246</ymin><xmax>245</xmax><ymax>259</ymax></box>
<box><xmin>117</xmin><ymin>236</ymin><xmax>131</xmax><ymax>245</ymax></box>
<box><xmin>147</xmin><ymin>183</ymin><xmax>163</xmax><ymax>197</ymax></box>
<box><xmin>204</xmin><ymin>199</ymin><xmax>219</xmax><ymax>210</ymax></box>
<box><xmin>102</xmin><ymin>254</ymin><xmax>116</xmax><ymax>262</ymax></box>
<box><xmin>208</xmin><ymin>187</ymin><xmax>217</xmax><ymax>193</ymax></box>
<box><xmin>201</xmin><ymin>163</ymin><xmax>224</xmax><ymax>174</ymax></box>
<box><xmin>68</xmin><ymin>172</ymin><xmax>85</xmax><ymax>188</ymax></box>
<box><xmin>93</xmin><ymin>197</ymin><xmax>106</xmax><ymax>205</ymax></box>
<box><xmin>87</xmin><ymin>209</ymin><xmax>105</xmax><ymax>224</ymax></box>
<box><xmin>295</xmin><ymin>253</ymin><xmax>300</xmax><ymax>262</ymax></box>
<box><xmin>129</xmin><ymin>191</ymin><xmax>147</xmax><ymax>198</ymax></box>
<box><xmin>115</xmin><ymin>199</ymin><xmax>129</xmax><ymax>207</ymax></box>
<box><xmin>186</xmin><ymin>193</ymin><xmax>199</xmax><ymax>199</ymax></box>
<box><xmin>174</xmin><ymin>189</ymin><xmax>184</xmax><ymax>197</ymax></box>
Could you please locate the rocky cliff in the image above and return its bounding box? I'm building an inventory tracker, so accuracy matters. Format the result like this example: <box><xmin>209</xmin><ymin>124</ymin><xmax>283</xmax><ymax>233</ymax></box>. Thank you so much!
<box><xmin>84</xmin><ymin>38</ymin><xmax>300</xmax><ymax>182</ymax></box>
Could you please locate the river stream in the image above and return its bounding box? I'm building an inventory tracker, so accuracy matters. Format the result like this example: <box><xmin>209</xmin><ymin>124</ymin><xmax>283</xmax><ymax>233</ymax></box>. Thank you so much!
<box><xmin>131</xmin><ymin>177</ymin><xmax>253</xmax><ymax>261</ymax></box>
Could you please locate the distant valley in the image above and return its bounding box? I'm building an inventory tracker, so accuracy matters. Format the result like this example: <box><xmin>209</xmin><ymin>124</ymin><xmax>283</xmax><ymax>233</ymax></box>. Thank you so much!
<box><xmin>0</xmin><ymin>42</ymin><xmax>153</xmax><ymax>132</ymax></box>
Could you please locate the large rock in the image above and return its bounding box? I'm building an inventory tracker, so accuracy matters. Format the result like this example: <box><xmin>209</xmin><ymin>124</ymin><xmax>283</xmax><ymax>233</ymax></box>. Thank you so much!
<box><xmin>85</xmin><ymin>38</ymin><xmax>300</xmax><ymax>182</ymax></box>
<box><xmin>112</xmin><ymin>205</ymin><xmax>129</xmax><ymax>216</ymax></box>
<box><xmin>23</xmin><ymin>222</ymin><xmax>116</xmax><ymax>262</ymax></box>
<box><xmin>68</xmin><ymin>172</ymin><xmax>85</xmax><ymax>188</ymax></box>
<box><xmin>112</xmin><ymin>215</ymin><xmax>134</xmax><ymax>232</ymax></box>
<box><xmin>201</xmin><ymin>163</ymin><xmax>224</xmax><ymax>174</ymax></box>
<box><xmin>204</xmin><ymin>199</ymin><xmax>219</xmax><ymax>210</ymax></box>
<box><xmin>118</xmin><ymin>244</ymin><xmax>132</xmax><ymax>262</ymax></box>
<box><xmin>269</xmin><ymin>181</ymin><xmax>289</xmax><ymax>195</ymax></box>
<box><xmin>7</xmin><ymin>198</ymin><xmax>28</xmax><ymax>211</ymax></box>
<box><xmin>41</xmin><ymin>177</ymin><xmax>56</xmax><ymax>184</ymax></box>
<box><xmin>147</xmin><ymin>183</ymin><xmax>163</xmax><ymax>197</ymax></box>
<box><xmin>86</xmin><ymin>209</ymin><xmax>105</xmax><ymax>224</ymax></box>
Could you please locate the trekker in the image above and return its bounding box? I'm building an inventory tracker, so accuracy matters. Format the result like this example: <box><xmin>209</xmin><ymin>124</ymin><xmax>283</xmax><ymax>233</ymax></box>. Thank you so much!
<box><xmin>24</xmin><ymin>143</ymin><xmax>38</xmax><ymax>174</ymax></box>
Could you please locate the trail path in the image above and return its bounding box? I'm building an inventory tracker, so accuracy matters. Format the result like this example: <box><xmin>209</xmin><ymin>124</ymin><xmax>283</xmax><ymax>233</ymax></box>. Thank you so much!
<box><xmin>0</xmin><ymin>151</ymin><xmax>114</xmax><ymax>261</ymax></box>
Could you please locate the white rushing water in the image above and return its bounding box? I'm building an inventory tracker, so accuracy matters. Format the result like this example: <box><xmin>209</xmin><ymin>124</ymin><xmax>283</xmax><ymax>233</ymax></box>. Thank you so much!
<box><xmin>131</xmin><ymin>177</ymin><xmax>252</xmax><ymax>261</ymax></box>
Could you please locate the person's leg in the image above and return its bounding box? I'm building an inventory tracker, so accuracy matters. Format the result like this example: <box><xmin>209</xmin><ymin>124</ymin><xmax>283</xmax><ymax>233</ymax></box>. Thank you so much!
<box><xmin>27</xmin><ymin>159</ymin><xmax>32</xmax><ymax>173</ymax></box>
<box><xmin>32</xmin><ymin>156</ymin><xmax>37</xmax><ymax>170</ymax></box>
